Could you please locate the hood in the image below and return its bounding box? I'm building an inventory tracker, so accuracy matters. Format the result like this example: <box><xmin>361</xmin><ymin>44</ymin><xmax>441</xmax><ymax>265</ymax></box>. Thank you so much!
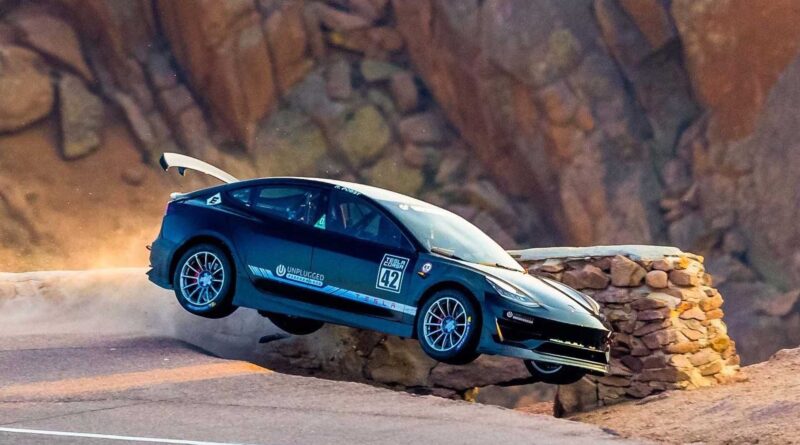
<box><xmin>470</xmin><ymin>263</ymin><xmax>606</xmax><ymax>330</ymax></box>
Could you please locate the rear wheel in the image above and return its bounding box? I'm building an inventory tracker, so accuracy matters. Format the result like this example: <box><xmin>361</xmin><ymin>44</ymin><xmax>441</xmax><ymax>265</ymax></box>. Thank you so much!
<box><xmin>416</xmin><ymin>289</ymin><xmax>481</xmax><ymax>365</ymax></box>
<box><xmin>262</xmin><ymin>311</ymin><xmax>324</xmax><ymax>335</ymax></box>
<box><xmin>173</xmin><ymin>243</ymin><xmax>237</xmax><ymax>319</ymax></box>
<box><xmin>524</xmin><ymin>360</ymin><xmax>586</xmax><ymax>385</ymax></box>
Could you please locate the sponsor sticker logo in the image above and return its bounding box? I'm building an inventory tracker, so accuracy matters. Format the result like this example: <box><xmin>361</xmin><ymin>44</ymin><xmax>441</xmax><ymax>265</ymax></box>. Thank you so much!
<box><xmin>276</xmin><ymin>264</ymin><xmax>325</xmax><ymax>287</ymax></box>
<box><xmin>206</xmin><ymin>193</ymin><xmax>222</xmax><ymax>206</ymax></box>
<box><xmin>505</xmin><ymin>310</ymin><xmax>535</xmax><ymax>325</ymax></box>
<box><xmin>421</xmin><ymin>262</ymin><xmax>433</xmax><ymax>274</ymax></box>
<box><xmin>376</xmin><ymin>254</ymin><xmax>409</xmax><ymax>293</ymax></box>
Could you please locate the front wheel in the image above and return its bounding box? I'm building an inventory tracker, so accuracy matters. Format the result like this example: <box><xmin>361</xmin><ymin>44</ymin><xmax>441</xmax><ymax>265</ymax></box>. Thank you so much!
<box><xmin>416</xmin><ymin>289</ymin><xmax>481</xmax><ymax>365</ymax></box>
<box><xmin>524</xmin><ymin>360</ymin><xmax>586</xmax><ymax>385</ymax></box>
<box><xmin>173</xmin><ymin>243</ymin><xmax>237</xmax><ymax>319</ymax></box>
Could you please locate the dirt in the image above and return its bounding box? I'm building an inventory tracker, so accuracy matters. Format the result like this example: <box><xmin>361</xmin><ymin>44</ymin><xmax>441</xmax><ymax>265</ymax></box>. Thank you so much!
<box><xmin>572</xmin><ymin>348</ymin><xmax>800</xmax><ymax>444</ymax></box>
<box><xmin>0</xmin><ymin>118</ymin><xmax>209</xmax><ymax>271</ymax></box>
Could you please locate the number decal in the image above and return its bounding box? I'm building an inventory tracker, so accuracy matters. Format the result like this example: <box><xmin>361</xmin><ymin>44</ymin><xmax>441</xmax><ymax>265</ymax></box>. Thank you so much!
<box><xmin>376</xmin><ymin>254</ymin><xmax>409</xmax><ymax>293</ymax></box>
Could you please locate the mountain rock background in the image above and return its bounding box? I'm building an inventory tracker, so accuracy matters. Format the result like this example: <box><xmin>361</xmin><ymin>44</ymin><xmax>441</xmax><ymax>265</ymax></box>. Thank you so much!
<box><xmin>1</xmin><ymin>0</ymin><xmax>799</xmax><ymax>365</ymax></box>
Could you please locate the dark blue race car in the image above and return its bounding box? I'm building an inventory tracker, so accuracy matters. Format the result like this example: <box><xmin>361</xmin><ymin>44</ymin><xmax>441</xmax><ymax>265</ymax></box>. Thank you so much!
<box><xmin>148</xmin><ymin>153</ymin><xmax>610</xmax><ymax>384</ymax></box>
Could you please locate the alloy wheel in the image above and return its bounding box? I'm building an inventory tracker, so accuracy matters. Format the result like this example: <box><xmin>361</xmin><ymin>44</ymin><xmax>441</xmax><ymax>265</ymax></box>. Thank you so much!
<box><xmin>423</xmin><ymin>296</ymin><xmax>469</xmax><ymax>352</ymax></box>
<box><xmin>179</xmin><ymin>251</ymin><xmax>225</xmax><ymax>306</ymax></box>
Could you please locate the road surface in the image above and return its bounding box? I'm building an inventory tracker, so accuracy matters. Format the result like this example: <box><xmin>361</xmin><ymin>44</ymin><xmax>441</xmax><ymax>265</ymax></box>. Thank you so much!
<box><xmin>0</xmin><ymin>270</ymin><xmax>643</xmax><ymax>444</ymax></box>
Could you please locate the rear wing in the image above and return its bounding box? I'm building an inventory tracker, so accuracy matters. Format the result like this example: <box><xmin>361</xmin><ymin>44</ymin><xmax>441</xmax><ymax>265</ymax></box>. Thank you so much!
<box><xmin>159</xmin><ymin>152</ymin><xmax>239</xmax><ymax>184</ymax></box>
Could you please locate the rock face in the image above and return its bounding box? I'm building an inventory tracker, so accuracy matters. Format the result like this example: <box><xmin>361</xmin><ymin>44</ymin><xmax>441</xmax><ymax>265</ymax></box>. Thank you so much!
<box><xmin>156</xmin><ymin>0</ymin><xmax>279</xmax><ymax>149</ymax></box>
<box><xmin>392</xmin><ymin>0</ymin><xmax>683</xmax><ymax>246</ymax></box>
<box><xmin>671</xmin><ymin>0</ymin><xmax>800</xmax><ymax>140</ymax></box>
<box><xmin>516</xmin><ymin>246</ymin><xmax>742</xmax><ymax>415</ymax></box>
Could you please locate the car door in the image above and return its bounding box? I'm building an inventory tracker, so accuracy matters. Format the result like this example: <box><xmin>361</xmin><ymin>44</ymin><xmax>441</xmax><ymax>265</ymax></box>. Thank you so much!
<box><xmin>227</xmin><ymin>184</ymin><xmax>328</xmax><ymax>294</ymax></box>
<box><xmin>309</xmin><ymin>188</ymin><xmax>418</xmax><ymax>323</ymax></box>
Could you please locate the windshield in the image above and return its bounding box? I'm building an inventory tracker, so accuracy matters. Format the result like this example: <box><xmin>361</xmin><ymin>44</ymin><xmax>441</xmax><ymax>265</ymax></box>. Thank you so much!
<box><xmin>380</xmin><ymin>200</ymin><xmax>524</xmax><ymax>272</ymax></box>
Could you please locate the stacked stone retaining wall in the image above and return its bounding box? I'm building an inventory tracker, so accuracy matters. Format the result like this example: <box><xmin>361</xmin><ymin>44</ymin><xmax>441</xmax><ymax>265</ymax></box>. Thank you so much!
<box><xmin>510</xmin><ymin>245</ymin><xmax>742</xmax><ymax>414</ymax></box>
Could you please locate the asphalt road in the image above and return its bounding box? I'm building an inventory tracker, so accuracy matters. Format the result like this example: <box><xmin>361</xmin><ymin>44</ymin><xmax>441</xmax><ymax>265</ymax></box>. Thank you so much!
<box><xmin>0</xmin><ymin>270</ymin><xmax>644</xmax><ymax>445</ymax></box>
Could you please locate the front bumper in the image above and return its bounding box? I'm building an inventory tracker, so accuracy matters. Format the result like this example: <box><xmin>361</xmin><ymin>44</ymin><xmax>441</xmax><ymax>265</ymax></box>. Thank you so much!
<box><xmin>479</xmin><ymin>297</ymin><xmax>611</xmax><ymax>374</ymax></box>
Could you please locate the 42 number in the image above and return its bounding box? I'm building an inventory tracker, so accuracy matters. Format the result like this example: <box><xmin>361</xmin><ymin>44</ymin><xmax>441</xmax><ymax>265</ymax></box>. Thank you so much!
<box><xmin>378</xmin><ymin>268</ymin><xmax>401</xmax><ymax>291</ymax></box>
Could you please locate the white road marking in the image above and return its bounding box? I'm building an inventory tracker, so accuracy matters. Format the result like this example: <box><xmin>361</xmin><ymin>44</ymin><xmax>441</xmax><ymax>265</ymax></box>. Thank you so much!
<box><xmin>0</xmin><ymin>427</ymin><xmax>259</xmax><ymax>445</ymax></box>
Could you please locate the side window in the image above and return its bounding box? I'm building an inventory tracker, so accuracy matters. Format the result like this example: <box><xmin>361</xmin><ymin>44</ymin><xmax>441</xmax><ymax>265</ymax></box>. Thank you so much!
<box><xmin>253</xmin><ymin>186</ymin><xmax>327</xmax><ymax>226</ymax></box>
<box><xmin>326</xmin><ymin>190</ymin><xmax>410</xmax><ymax>249</ymax></box>
<box><xmin>229</xmin><ymin>187</ymin><xmax>252</xmax><ymax>205</ymax></box>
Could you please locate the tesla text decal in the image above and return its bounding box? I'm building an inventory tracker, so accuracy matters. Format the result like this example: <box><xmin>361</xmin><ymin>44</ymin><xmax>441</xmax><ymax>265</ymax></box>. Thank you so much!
<box><xmin>276</xmin><ymin>264</ymin><xmax>325</xmax><ymax>287</ymax></box>
<box><xmin>376</xmin><ymin>254</ymin><xmax>409</xmax><ymax>294</ymax></box>
<box><xmin>248</xmin><ymin>265</ymin><xmax>416</xmax><ymax>316</ymax></box>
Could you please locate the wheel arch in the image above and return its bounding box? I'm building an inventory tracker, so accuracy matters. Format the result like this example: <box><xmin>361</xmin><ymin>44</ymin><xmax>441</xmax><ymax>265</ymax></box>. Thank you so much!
<box><xmin>168</xmin><ymin>234</ymin><xmax>237</xmax><ymax>286</ymax></box>
<box><xmin>412</xmin><ymin>280</ymin><xmax>481</xmax><ymax>339</ymax></box>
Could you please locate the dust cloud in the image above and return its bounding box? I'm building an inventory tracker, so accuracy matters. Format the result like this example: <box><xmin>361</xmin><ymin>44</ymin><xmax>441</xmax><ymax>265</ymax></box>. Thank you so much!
<box><xmin>0</xmin><ymin>269</ymin><xmax>278</xmax><ymax>360</ymax></box>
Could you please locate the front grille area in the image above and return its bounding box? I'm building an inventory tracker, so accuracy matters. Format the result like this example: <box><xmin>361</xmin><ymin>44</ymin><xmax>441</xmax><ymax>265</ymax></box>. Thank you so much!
<box><xmin>535</xmin><ymin>342</ymin><xmax>608</xmax><ymax>363</ymax></box>
<box><xmin>497</xmin><ymin>314</ymin><xmax>610</xmax><ymax>351</ymax></box>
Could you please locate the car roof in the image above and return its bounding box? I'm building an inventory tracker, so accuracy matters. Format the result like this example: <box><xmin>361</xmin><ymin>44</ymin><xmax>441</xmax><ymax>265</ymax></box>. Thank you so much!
<box><xmin>251</xmin><ymin>177</ymin><xmax>433</xmax><ymax>207</ymax></box>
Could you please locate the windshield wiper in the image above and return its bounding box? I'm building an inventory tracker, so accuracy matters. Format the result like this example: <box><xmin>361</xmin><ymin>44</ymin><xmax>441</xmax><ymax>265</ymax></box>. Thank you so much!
<box><xmin>479</xmin><ymin>262</ymin><xmax>526</xmax><ymax>273</ymax></box>
<box><xmin>430</xmin><ymin>246</ymin><xmax>465</xmax><ymax>261</ymax></box>
<box><xmin>431</xmin><ymin>247</ymin><xmax>524</xmax><ymax>273</ymax></box>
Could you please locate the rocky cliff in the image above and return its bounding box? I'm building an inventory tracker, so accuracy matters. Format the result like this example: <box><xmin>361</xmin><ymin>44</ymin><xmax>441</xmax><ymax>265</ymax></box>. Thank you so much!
<box><xmin>1</xmin><ymin>0</ymin><xmax>799</xmax><ymax>364</ymax></box>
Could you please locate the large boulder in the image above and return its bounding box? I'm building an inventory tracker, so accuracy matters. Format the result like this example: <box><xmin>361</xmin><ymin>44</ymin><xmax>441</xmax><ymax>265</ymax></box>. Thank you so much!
<box><xmin>9</xmin><ymin>10</ymin><xmax>94</xmax><ymax>82</ymax></box>
<box><xmin>0</xmin><ymin>45</ymin><xmax>53</xmax><ymax>132</ymax></box>
<box><xmin>262</xmin><ymin>0</ymin><xmax>313</xmax><ymax>93</ymax></box>
<box><xmin>54</xmin><ymin>0</ymin><xmax>156</xmax><ymax>83</ymax></box>
<box><xmin>336</xmin><ymin>105</ymin><xmax>391</xmax><ymax>166</ymax></box>
<box><xmin>58</xmin><ymin>74</ymin><xmax>104</xmax><ymax>159</ymax></box>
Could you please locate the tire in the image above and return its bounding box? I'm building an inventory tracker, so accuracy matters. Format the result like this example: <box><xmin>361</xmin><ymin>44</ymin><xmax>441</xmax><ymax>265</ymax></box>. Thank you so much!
<box><xmin>262</xmin><ymin>311</ymin><xmax>324</xmax><ymax>335</ymax></box>
<box><xmin>172</xmin><ymin>243</ymin><xmax>237</xmax><ymax>319</ymax></box>
<box><xmin>416</xmin><ymin>289</ymin><xmax>481</xmax><ymax>365</ymax></box>
<box><xmin>524</xmin><ymin>360</ymin><xmax>586</xmax><ymax>385</ymax></box>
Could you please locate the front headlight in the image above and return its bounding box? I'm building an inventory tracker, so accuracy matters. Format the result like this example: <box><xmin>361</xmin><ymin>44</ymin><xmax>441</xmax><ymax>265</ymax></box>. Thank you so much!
<box><xmin>486</xmin><ymin>277</ymin><xmax>541</xmax><ymax>307</ymax></box>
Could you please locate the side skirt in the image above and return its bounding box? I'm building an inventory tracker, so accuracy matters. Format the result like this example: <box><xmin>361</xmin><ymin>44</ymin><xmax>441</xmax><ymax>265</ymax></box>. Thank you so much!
<box><xmin>231</xmin><ymin>271</ymin><xmax>414</xmax><ymax>338</ymax></box>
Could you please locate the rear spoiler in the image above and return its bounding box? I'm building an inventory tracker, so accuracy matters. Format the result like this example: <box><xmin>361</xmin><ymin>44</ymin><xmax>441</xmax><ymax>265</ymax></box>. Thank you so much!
<box><xmin>159</xmin><ymin>152</ymin><xmax>239</xmax><ymax>184</ymax></box>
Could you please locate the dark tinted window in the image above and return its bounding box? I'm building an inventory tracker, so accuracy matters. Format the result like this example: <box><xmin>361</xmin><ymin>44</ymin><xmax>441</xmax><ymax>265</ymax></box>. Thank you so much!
<box><xmin>326</xmin><ymin>190</ymin><xmax>410</xmax><ymax>249</ymax></box>
<box><xmin>229</xmin><ymin>187</ymin><xmax>251</xmax><ymax>205</ymax></box>
<box><xmin>253</xmin><ymin>186</ymin><xmax>327</xmax><ymax>226</ymax></box>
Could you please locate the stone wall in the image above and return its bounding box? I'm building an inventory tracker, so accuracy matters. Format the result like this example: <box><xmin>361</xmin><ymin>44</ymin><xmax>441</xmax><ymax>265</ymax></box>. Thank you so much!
<box><xmin>511</xmin><ymin>245</ymin><xmax>743</xmax><ymax>414</ymax></box>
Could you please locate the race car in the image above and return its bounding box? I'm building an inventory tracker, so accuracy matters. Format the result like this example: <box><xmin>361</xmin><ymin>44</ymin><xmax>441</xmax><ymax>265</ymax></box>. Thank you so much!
<box><xmin>147</xmin><ymin>153</ymin><xmax>610</xmax><ymax>384</ymax></box>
